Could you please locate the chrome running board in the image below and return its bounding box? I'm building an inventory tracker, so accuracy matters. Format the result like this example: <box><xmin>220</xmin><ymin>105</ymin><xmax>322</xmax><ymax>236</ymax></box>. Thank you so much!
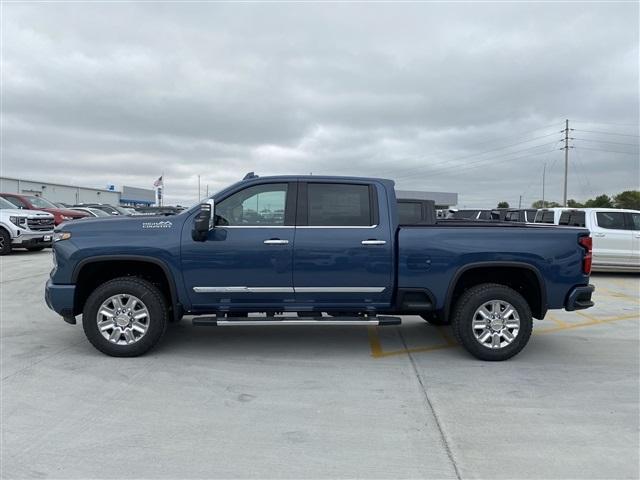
<box><xmin>192</xmin><ymin>316</ymin><xmax>401</xmax><ymax>327</ymax></box>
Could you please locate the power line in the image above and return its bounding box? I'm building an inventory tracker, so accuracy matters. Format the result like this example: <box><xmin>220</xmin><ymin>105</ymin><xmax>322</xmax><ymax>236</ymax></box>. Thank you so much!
<box><xmin>573</xmin><ymin>137</ymin><xmax>640</xmax><ymax>147</ymax></box>
<box><xmin>396</xmin><ymin>147</ymin><xmax>558</xmax><ymax>184</ymax></box>
<box><xmin>572</xmin><ymin>120</ymin><xmax>640</xmax><ymax>128</ymax></box>
<box><xmin>375</xmin><ymin>132</ymin><xmax>562</xmax><ymax>179</ymax></box>
<box><xmin>573</xmin><ymin>146</ymin><xmax>639</xmax><ymax>156</ymax></box>
<box><xmin>573</xmin><ymin>129</ymin><xmax>640</xmax><ymax>138</ymax></box>
<box><xmin>392</xmin><ymin>141</ymin><xmax>559</xmax><ymax>181</ymax></box>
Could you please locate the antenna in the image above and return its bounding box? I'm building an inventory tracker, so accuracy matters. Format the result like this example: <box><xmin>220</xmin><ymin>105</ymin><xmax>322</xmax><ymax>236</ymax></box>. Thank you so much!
<box><xmin>243</xmin><ymin>172</ymin><xmax>258</xmax><ymax>180</ymax></box>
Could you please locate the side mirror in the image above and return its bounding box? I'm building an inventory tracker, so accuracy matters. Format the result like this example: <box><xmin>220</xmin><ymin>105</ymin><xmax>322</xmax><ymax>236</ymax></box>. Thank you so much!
<box><xmin>192</xmin><ymin>200</ymin><xmax>214</xmax><ymax>241</ymax></box>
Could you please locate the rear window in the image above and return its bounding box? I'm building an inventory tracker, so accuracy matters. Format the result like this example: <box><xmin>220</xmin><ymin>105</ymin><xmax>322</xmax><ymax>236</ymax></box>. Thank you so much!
<box><xmin>525</xmin><ymin>210</ymin><xmax>537</xmax><ymax>222</ymax></box>
<box><xmin>398</xmin><ymin>202</ymin><xmax>423</xmax><ymax>224</ymax></box>
<box><xmin>535</xmin><ymin>210</ymin><xmax>555</xmax><ymax>224</ymax></box>
<box><xmin>596</xmin><ymin>211</ymin><xmax>626</xmax><ymax>230</ymax></box>
<box><xmin>558</xmin><ymin>210</ymin><xmax>586</xmax><ymax>227</ymax></box>
<box><xmin>452</xmin><ymin>210</ymin><xmax>478</xmax><ymax>219</ymax></box>
<box><xmin>307</xmin><ymin>183</ymin><xmax>373</xmax><ymax>226</ymax></box>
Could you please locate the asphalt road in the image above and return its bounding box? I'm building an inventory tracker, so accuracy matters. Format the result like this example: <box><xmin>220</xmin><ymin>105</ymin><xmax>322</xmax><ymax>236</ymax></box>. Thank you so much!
<box><xmin>1</xmin><ymin>250</ymin><xmax>638</xmax><ymax>479</ymax></box>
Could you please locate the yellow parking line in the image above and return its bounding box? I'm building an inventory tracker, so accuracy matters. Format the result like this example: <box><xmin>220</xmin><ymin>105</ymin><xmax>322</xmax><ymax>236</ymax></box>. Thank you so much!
<box><xmin>367</xmin><ymin>326</ymin><xmax>384</xmax><ymax>358</ymax></box>
<box><xmin>532</xmin><ymin>313</ymin><xmax>638</xmax><ymax>335</ymax></box>
<box><xmin>369</xmin><ymin>314</ymin><xmax>640</xmax><ymax>358</ymax></box>
<box><xmin>546</xmin><ymin>312</ymin><xmax>570</xmax><ymax>327</ymax></box>
<box><xmin>596</xmin><ymin>288</ymin><xmax>640</xmax><ymax>303</ymax></box>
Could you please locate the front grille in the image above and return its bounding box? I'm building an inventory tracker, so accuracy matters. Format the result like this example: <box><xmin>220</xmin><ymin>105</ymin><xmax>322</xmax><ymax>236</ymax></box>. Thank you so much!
<box><xmin>27</xmin><ymin>218</ymin><xmax>54</xmax><ymax>231</ymax></box>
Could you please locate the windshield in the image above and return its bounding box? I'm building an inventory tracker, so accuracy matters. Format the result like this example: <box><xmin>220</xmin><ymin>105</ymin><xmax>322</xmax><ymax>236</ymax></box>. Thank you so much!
<box><xmin>90</xmin><ymin>208</ymin><xmax>111</xmax><ymax>217</ymax></box>
<box><xmin>26</xmin><ymin>196</ymin><xmax>57</xmax><ymax>209</ymax></box>
<box><xmin>0</xmin><ymin>197</ymin><xmax>17</xmax><ymax>209</ymax></box>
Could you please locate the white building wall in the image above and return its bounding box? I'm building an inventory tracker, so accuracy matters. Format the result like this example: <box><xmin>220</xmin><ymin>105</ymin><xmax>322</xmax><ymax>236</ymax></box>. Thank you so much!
<box><xmin>0</xmin><ymin>177</ymin><xmax>120</xmax><ymax>205</ymax></box>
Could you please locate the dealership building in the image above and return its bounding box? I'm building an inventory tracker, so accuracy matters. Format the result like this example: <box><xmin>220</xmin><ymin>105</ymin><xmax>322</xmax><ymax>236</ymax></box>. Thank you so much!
<box><xmin>0</xmin><ymin>176</ymin><xmax>155</xmax><ymax>207</ymax></box>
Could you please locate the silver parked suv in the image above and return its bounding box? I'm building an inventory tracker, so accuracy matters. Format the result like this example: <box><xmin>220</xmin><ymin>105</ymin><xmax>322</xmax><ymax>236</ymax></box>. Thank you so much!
<box><xmin>0</xmin><ymin>197</ymin><xmax>55</xmax><ymax>255</ymax></box>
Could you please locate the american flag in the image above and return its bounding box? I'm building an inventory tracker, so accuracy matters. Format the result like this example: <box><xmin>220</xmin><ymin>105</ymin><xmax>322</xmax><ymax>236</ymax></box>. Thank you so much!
<box><xmin>153</xmin><ymin>176</ymin><xmax>163</xmax><ymax>187</ymax></box>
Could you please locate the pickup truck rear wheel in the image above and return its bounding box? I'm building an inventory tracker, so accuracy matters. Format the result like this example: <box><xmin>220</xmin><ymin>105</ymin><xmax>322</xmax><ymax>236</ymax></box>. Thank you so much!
<box><xmin>82</xmin><ymin>277</ymin><xmax>169</xmax><ymax>357</ymax></box>
<box><xmin>451</xmin><ymin>283</ymin><xmax>532</xmax><ymax>361</ymax></box>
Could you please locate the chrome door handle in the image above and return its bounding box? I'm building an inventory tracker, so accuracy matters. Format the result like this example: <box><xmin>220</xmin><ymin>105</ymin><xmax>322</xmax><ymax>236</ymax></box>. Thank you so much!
<box><xmin>593</xmin><ymin>233</ymin><xmax>605</xmax><ymax>237</ymax></box>
<box><xmin>361</xmin><ymin>240</ymin><xmax>386</xmax><ymax>245</ymax></box>
<box><xmin>264</xmin><ymin>239</ymin><xmax>289</xmax><ymax>245</ymax></box>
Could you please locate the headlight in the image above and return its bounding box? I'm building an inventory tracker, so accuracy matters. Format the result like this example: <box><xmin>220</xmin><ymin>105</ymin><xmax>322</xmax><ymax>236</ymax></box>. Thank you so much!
<box><xmin>9</xmin><ymin>216</ymin><xmax>28</xmax><ymax>228</ymax></box>
<box><xmin>53</xmin><ymin>232</ymin><xmax>72</xmax><ymax>242</ymax></box>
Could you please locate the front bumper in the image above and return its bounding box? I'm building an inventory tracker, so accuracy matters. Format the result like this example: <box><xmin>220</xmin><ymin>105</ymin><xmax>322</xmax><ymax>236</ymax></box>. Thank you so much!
<box><xmin>565</xmin><ymin>284</ymin><xmax>595</xmax><ymax>311</ymax></box>
<box><xmin>45</xmin><ymin>278</ymin><xmax>76</xmax><ymax>321</ymax></box>
<box><xmin>12</xmin><ymin>231</ymin><xmax>53</xmax><ymax>247</ymax></box>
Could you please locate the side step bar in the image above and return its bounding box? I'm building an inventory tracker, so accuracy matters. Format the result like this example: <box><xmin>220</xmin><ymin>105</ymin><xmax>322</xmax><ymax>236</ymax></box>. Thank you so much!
<box><xmin>192</xmin><ymin>316</ymin><xmax>401</xmax><ymax>327</ymax></box>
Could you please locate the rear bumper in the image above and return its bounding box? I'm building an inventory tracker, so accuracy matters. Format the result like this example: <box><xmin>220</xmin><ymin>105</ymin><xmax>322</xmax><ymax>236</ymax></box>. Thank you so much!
<box><xmin>565</xmin><ymin>284</ymin><xmax>595</xmax><ymax>311</ymax></box>
<box><xmin>45</xmin><ymin>279</ymin><xmax>76</xmax><ymax>320</ymax></box>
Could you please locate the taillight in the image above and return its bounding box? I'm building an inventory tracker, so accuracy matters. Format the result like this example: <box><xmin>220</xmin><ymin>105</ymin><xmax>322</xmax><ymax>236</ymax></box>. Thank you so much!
<box><xmin>579</xmin><ymin>236</ymin><xmax>592</xmax><ymax>275</ymax></box>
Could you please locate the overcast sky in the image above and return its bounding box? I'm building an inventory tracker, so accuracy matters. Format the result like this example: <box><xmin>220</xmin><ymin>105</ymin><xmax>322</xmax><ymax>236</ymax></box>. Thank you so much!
<box><xmin>2</xmin><ymin>2</ymin><xmax>638</xmax><ymax>207</ymax></box>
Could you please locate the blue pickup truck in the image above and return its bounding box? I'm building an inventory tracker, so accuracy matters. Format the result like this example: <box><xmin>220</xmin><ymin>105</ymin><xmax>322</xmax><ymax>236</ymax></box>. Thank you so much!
<box><xmin>46</xmin><ymin>174</ymin><xmax>595</xmax><ymax>360</ymax></box>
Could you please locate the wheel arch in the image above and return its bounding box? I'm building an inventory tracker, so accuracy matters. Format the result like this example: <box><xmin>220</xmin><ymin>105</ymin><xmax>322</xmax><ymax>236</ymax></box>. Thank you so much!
<box><xmin>444</xmin><ymin>261</ymin><xmax>547</xmax><ymax>320</ymax></box>
<box><xmin>72</xmin><ymin>255</ymin><xmax>182</xmax><ymax>321</ymax></box>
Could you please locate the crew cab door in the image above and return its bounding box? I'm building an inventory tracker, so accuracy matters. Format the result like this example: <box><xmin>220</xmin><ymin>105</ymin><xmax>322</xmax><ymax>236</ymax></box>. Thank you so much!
<box><xmin>293</xmin><ymin>181</ymin><xmax>393</xmax><ymax>309</ymax></box>
<box><xmin>591</xmin><ymin>210</ymin><xmax>632</xmax><ymax>268</ymax></box>
<box><xmin>181</xmin><ymin>181</ymin><xmax>297</xmax><ymax>311</ymax></box>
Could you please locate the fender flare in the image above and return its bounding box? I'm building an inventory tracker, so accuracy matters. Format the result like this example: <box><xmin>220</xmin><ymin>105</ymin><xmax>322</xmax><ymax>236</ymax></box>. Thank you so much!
<box><xmin>72</xmin><ymin>254</ymin><xmax>182</xmax><ymax>320</ymax></box>
<box><xmin>443</xmin><ymin>261</ymin><xmax>548</xmax><ymax>319</ymax></box>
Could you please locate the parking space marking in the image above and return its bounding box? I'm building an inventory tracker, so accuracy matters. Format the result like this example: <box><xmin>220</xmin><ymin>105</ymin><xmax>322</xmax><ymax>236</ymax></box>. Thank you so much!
<box><xmin>368</xmin><ymin>313</ymin><xmax>640</xmax><ymax>358</ymax></box>
<box><xmin>596</xmin><ymin>287</ymin><xmax>640</xmax><ymax>303</ymax></box>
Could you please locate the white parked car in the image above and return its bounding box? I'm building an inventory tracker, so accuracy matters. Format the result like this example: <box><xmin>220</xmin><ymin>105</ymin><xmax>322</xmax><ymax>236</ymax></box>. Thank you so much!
<box><xmin>535</xmin><ymin>207</ymin><xmax>639</xmax><ymax>272</ymax></box>
<box><xmin>0</xmin><ymin>196</ymin><xmax>55</xmax><ymax>255</ymax></box>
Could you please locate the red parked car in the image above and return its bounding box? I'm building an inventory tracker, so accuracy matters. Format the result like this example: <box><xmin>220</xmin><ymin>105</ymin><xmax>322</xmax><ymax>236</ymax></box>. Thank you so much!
<box><xmin>0</xmin><ymin>193</ymin><xmax>90</xmax><ymax>225</ymax></box>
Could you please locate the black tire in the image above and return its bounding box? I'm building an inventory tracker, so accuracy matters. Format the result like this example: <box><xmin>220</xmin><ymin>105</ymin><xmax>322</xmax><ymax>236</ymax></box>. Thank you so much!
<box><xmin>451</xmin><ymin>283</ymin><xmax>533</xmax><ymax>361</ymax></box>
<box><xmin>0</xmin><ymin>228</ymin><xmax>11</xmax><ymax>256</ymax></box>
<box><xmin>82</xmin><ymin>277</ymin><xmax>169</xmax><ymax>357</ymax></box>
<box><xmin>26</xmin><ymin>246</ymin><xmax>45</xmax><ymax>252</ymax></box>
<box><xmin>420</xmin><ymin>313</ymin><xmax>450</xmax><ymax>325</ymax></box>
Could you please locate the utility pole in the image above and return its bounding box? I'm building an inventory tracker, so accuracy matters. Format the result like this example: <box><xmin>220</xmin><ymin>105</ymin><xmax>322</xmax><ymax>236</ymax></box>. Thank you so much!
<box><xmin>518</xmin><ymin>195</ymin><xmax>522</xmax><ymax>209</ymax></box>
<box><xmin>542</xmin><ymin>162</ymin><xmax>546</xmax><ymax>208</ymax></box>
<box><xmin>562</xmin><ymin>119</ymin><xmax>572</xmax><ymax>207</ymax></box>
<box><xmin>198</xmin><ymin>175</ymin><xmax>201</xmax><ymax>200</ymax></box>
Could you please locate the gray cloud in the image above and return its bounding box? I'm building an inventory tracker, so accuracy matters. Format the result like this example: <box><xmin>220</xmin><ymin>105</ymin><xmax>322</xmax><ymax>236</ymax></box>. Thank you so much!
<box><xmin>1</xmin><ymin>2</ymin><xmax>638</xmax><ymax>207</ymax></box>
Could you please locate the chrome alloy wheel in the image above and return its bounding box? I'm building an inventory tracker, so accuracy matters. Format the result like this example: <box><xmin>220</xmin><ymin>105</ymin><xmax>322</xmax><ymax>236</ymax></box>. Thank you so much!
<box><xmin>472</xmin><ymin>300</ymin><xmax>520</xmax><ymax>349</ymax></box>
<box><xmin>96</xmin><ymin>294</ymin><xmax>150</xmax><ymax>345</ymax></box>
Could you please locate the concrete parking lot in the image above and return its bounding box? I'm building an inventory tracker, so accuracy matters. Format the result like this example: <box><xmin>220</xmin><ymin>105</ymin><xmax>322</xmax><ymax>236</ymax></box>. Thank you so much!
<box><xmin>1</xmin><ymin>250</ymin><xmax>638</xmax><ymax>479</ymax></box>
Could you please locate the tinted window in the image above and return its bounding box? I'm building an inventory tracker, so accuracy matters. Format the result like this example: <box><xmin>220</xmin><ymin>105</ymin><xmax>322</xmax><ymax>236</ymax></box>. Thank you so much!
<box><xmin>2</xmin><ymin>195</ymin><xmax>27</xmax><ymax>208</ymax></box>
<box><xmin>26</xmin><ymin>196</ymin><xmax>57</xmax><ymax>209</ymax></box>
<box><xmin>558</xmin><ymin>210</ymin><xmax>586</xmax><ymax>227</ymax></box>
<box><xmin>525</xmin><ymin>210</ymin><xmax>537</xmax><ymax>222</ymax></box>
<box><xmin>307</xmin><ymin>183</ymin><xmax>372</xmax><ymax>226</ymax></box>
<box><xmin>631</xmin><ymin>213</ymin><xmax>640</xmax><ymax>231</ymax></box>
<box><xmin>535</xmin><ymin>210</ymin><xmax>555</xmax><ymax>224</ymax></box>
<box><xmin>215</xmin><ymin>183</ymin><xmax>287</xmax><ymax>226</ymax></box>
<box><xmin>596</xmin><ymin>211</ymin><xmax>626</xmax><ymax>230</ymax></box>
<box><xmin>478</xmin><ymin>211</ymin><xmax>492</xmax><ymax>220</ymax></box>
<box><xmin>398</xmin><ymin>202</ymin><xmax>423</xmax><ymax>224</ymax></box>
<box><xmin>505</xmin><ymin>211</ymin><xmax>523</xmax><ymax>222</ymax></box>
<box><xmin>452</xmin><ymin>210</ymin><xmax>478</xmax><ymax>219</ymax></box>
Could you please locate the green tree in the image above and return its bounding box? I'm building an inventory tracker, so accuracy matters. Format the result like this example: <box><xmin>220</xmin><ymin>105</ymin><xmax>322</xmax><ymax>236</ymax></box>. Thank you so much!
<box><xmin>613</xmin><ymin>190</ymin><xmax>640</xmax><ymax>209</ymax></box>
<box><xmin>567</xmin><ymin>199</ymin><xmax>584</xmax><ymax>208</ymax></box>
<box><xmin>584</xmin><ymin>194</ymin><xmax>613</xmax><ymax>208</ymax></box>
<box><xmin>531</xmin><ymin>200</ymin><xmax>560</xmax><ymax>208</ymax></box>
<box><xmin>497</xmin><ymin>201</ymin><xmax>509</xmax><ymax>208</ymax></box>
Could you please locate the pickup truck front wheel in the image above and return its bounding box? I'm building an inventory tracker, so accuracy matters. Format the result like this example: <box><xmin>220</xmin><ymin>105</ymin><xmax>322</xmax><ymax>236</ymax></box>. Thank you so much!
<box><xmin>452</xmin><ymin>283</ymin><xmax>532</xmax><ymax>361</ymax></box>
<box><xmin>82</xmin><ymin>277</ymin><xmax>169</xmax><ymax>357</ymax></box>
